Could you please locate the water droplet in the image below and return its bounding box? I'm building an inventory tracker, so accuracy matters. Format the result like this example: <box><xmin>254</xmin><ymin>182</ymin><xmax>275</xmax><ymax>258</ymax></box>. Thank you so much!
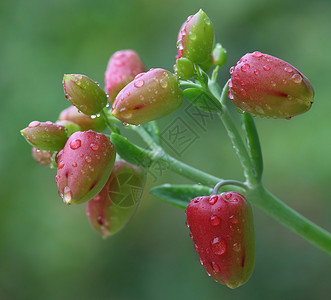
<box><xmin>284</xmin><ymin>67</ymin><xmax>293</xmax><ymax>73</ymax></box>
<box><xmin>28</xmin><ymin>121</ymin><xmax>40</xmax><ymax>128</ymax></box>
<box><xmin>194</xmin><ymin>244</ymin><xmax>199</xmax><ymax>252</ymax></box>
<box><xmin>224</xmin><ymin>192</ymin><xmax>232</xmax><ymax>200</ymax></box>
<box><xmin>210</xmin><ymin>215</ymin><xmax>221</xmax><ymax>226</ymax></box>
<box><xmin>139</xmin><ymin>95</ymin><xmax>144</xmax><ymax>100</ymax></box>
<box><xmin>241</xmin><ymin>64</ymin><xmax>250</xmax><ymax>72</ymax></box>
<box><xmin>271</xmin><ymin>81</ymin><xmax>276</xmax><ymax>87</ymax></box>
<box><xmin>160</xmin><ymin>79</ymin><xmax>168</xmax><ymax>88</ymax></box>
<box><xmin>63</xmin><ymin>186</ymin><xmax>72</xmax><ymax>205</ymax></box>
<box><xmin>72</xmin><ymin>162</ymin><xmax>77</xmax><ymax>167</ymax></box>
<box><xmin>90</xmin><ymin>143</ymin><xmax>99</xmax><ymax>151</ymax></box>
<box><xmin>114</xmin><ymin>60</ymin><xmax>124</xmax><ymax>67</ymax></box>
<box><xmin>211</xmin><ymin>237</ymin><xmax>226</xmax><ymax>255</ymax></box>
<box><xmin>55</xmin><ymin>175</ymin><xmax>59</xmax><ymax>183</ymax></box>
<box><xmin>85</xmin><ymin>156</ymin><xmax>92</xmax><ymax>163</ymax></box>
<box><xmin>70</xmin><ymin>139</ymin><xmax>81</xmax><ymax>150</ymax></box>
<box><xmin>233</xmin><ymin>243</ymin><xmax>241</xmax><ymax>252</ymax></box>
<box><xmin>254</xmin><ymin>69</ymin><xmax>260</xmax><ymax>75</ymax></box>
<box><xmin>240</xmin><ymin>81</ymin><xmax>245</xmax><ymax>86</ymax></box>
<box><xmin>122</xmin><ymin>122</ymin><xmax>129</xmax><ymax>127</ymax></box>
<box><xmin>209</xmin><ymin>196</ymin><xmax>218</xmax><ymax>205</ymax></box>
<box><xmin>211</xmin><ymin>261</ymin><xmax>221</xmax><ymax>273</ymax></box>
<box><xmin>263</xmin><ymin>65</ymin><xmax>271</xmax><ymax>71</ymax></box>
<box><xmin>228</xmin><ymin>81</ymin><xmax>233</xmax><ymax>88</ymax></box>
<box><xmin>80</xmin><ymin>105</ymin><xmax>87</xmax><ymax>112</ymax></box>
<box><xmin>58</xmin><ymin>161</ymin><xmax>65</xmax><ymax>169</ymax></box>
<box><xmin>134</xmin><ymin>79</ymin><xmax>144</xmax><ymax>88</ymax></box>
<box><xmin>240</xmin><ymin>89</ymin><xmax>247</xmax><ymax>96</ymax></box>
<box><xmin>229</xmin><ymin>215</ymin><xmax>238</xmax><ymax>224</ymax></box>
<box><xmin>189</xmin><ymin>32</ymin><xmax>197</xmax><ymax>40</ymax></box>
<box><xmin>96</xmin><ymin>155</ymin><xmax>101</xmax><ymax>160</ymax></box>
<box><xmin>291</xmin><ymin>74</ymin><xmax>302</xmax><ymax>83</ymax></box>
<box><xmin>193</xmin><ymin>197</ymin><xmax>201</xmax><ymax>203</ymax></box>
<box><xmin>89</xmin><ymin>166</ymin><xmax>94</xmax><ymax>172</ymax></box>
<box><xmin>229</xmin><ymin>66</ymin><xmax>234</xmax><ymax>74</ymax></box>
<box><xmin>252</xmin><ymin>51</ymin><xmax>263</xmax><ymax>58</ymax></box>
<box><xmin>227</xmin><ymin>90</ymin><xmax>234</xmax><ymax>100</ymax></box>
<box><xmin>97</xmin><ymin>216</ymin><xmax>104</xmax><ymax>225</ymax></box>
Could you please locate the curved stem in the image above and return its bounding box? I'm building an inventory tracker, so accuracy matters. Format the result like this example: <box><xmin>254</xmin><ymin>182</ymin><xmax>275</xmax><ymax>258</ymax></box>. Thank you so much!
<box><xmin>212</xmin><ymin>180</ymin><xmax>247</xmax><ymax>195</ymax></box>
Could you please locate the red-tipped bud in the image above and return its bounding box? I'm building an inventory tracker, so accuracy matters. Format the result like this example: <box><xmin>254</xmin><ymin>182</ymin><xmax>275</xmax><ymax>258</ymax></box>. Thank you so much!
<box><xmin>176</xmin><ymin>9</ymin><xmax>214</xmax><ymax>66</ymax></box>
<box><xmin>56</xmin><ymin>131</ymin><xmax>116</xmax><ymax>205</ymax></box>
<box><xmin>63</xmin><ymin>74</ymin><xmax>108</xmax><ymax>115</ymax></box>
<box><xmin>59</xmin><ymin>105</ymin><xmax>106</xmax><ymax>132</ymax></box>
<box><xmin>32</xmin><ymin>147</ymin><xmax>53</xmax><ymax>167</ymax></box>
<box><xmin>228</xmin><ymin>52</ymin><xmax>314</xmax><ymax>119</ymax></box>
<box><xmin>21</xmin><ymin>121</ymin><xmax>68</xmax><ymax>151</ymax></box>
<box><xmin>112</xmin><ymin>68</ymin><xmax>183</xmax><ymax>125</ymax></box>
<box><xmin>105</xmin><ymin>50</ymin><xmax>145</xmax><ymax>102</ymax></box>
<box><xmin>87</xmin><ymin>161</ymin><xmax>146</xmax><ymax>237</ymax></box>
<box><xmin>186</xmin><ymin>192</ymin><xmax>255</xmax><ymax>288</ymax></box>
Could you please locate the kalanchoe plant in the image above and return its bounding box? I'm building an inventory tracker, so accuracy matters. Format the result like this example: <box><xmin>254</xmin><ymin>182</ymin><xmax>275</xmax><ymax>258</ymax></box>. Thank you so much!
<box><xmin>21</xmin><ymin>9</ymin><xmax>331</xmax><ymax>290</ymax></box>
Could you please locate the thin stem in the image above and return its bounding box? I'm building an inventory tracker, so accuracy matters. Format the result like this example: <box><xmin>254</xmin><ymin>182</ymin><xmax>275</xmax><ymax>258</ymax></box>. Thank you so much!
<box><xmin>212</xmin><ymin>180</ymin><xmax>247</xmax><ymax>195</ymax></box>
<box><xmin>101</xmin><ymin>108</ymin><xmax>120</xmax><ymax>133</ymax></box>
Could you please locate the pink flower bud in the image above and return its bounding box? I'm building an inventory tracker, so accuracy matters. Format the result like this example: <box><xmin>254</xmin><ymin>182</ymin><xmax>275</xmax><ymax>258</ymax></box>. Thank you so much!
<box><xmin>32</xmin><ymin>147</ymin><xmax>53</xmax><ymax>167</ymax></box>
<box><xmin>112</xmin><ymin>68</ymin><xmax>183</xmax><ymax>125</ymax></box>
<box><xmin>105</xmin><ymin>50</ymin><xmax>145</xmax><ymax>102</ymax></box>
<box><xmin>59</xmin><ymin>105</ymin><xmax>106</xmax><ymax>132</ymax></box>
<box><xmin>63</xmin><ymin>74</ymin><xmax>108</xmax><ymax>115</ymax></box>
<box><xmin>228</xmin><ymin>52</ymin><xmax>314</xmax><ymax>119</ymax></box>
<box><xmin>56</xmin><ymin>130</ymin><xmax>116</xmax><ymax>205</ymax></box>
<box><xmin>21</xmin><ymin>121</ymin><xmax>68</xmax><ymax>151</ymax></box>
<box><xmin>87</xmin><ymin>161</ymin><xmax>146</xmax><ymax>237</ymax></box>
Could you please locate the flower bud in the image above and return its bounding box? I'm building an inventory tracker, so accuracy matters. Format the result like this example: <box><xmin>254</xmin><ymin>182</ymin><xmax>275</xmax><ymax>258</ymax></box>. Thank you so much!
<box><xmin>186</xmin><ymin>192</ymin><xmax>255</xmax><ymax>288</ymax></box>
<box><xmin>59</xmin><ymin>105</ymin><xmax>106</xmax><ymax>132</ymax></box>
<box><xmin>56</xmin><ymin>130</ymin><xmax>116</xmax><ymax>205</ymax></box>
<box><xmin>176</xmin><ymin>9</ymin><xmax>214</xmax><ymax>65</ymax></box>
<box><xmin>32</xmin><ymin>147</ymin><xmax>53</xmax><ymax>167</ymax></box>
<box><xmin>112</xmin><ymin>68</ymin><xmax>183</xmax><ymax>125</ymax></box>
<box><xmin>21</xmin><ymin>121</ymin><xmax>68</xmax><ymax>151</ymax></box>
<box><xmin>56</xmin><ymin>120</ymin><xmax>81</xmax><ymax>136</ymax></box>
<box><xmin>228</xmin><ymin>52</ymin><xmax>314</xmax><ymax>119</ymax></box>
<box><xmin>87</xmin><ymin>161</ymin><xmax>146</xmax><ymax>237</ymax></box>
<box><xmin>174</xmin><ymin>57</ymin><xmax>195</xmax><ymax>79</ymax></box>
<box><xmin>63</xmin><ymin>74</ymin><xmax>108</xmax><ymax>115</ymax></box>
<box><xmin>212</xmin><ymin>43</ymin><xmax>227</xmax><ymax>67</ymax></box>
<box><xmin>105</xmin><ymin>50</ymin><xmax>145</xmax><ymax>102</ymax></box>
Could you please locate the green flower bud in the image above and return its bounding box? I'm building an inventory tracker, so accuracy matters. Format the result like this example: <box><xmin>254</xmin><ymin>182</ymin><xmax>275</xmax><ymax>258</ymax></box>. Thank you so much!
<box><xmin>87</xmin><ymin>161</ymin><xmax>146</xmax><ymax>237</ymax></box>
<box><xmin>59</xmin><ymin>105</ymin><xmax>106</xmax><ymax>132</ymax></box>
<box><xmin>176</xmin><ymin>9</ymin><xmax>214</xmax><ymax>65</ymax></box>
<box><xmin>212</xmin><ymin>43</ymin><xmax>227</xmax><ymax>67</ymax></box>
<box><xmin>63</xmin><ymin>74</ymin><xmax>108</xmax><ymax>115</ymax></box>
<box><xmin>174</xmin><ymin>57</ymin><xmax>195</xmax><ymax>79</ymax></box>
<box><xmin>112</xmin><ymin>68</ymin><xmax>183</xmax><ymax>125</ymax></box>
<box><xmin>21</xmin><ymin>121</ymin><xmax>68</xmax><ymax>151</ymax></box>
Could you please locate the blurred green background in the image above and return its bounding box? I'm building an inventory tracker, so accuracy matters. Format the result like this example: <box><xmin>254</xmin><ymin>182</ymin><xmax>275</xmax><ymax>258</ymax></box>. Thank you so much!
<box><xmin>1</xmin><ymin>0</ymin><xmax>331</xmax><ymax>299</ymax></box>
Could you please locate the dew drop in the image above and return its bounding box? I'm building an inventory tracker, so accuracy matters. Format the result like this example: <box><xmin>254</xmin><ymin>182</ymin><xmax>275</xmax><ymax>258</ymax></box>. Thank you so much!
<box><xmin>252</xmin><ymin>51</ymin><xmax>263</xmax><ymax>58</ymax></box>
<box><xmin>134</xmin><ymin>79</ymin><xmax>144</xmax><ymax>88</ymax></box>
<box><xmin>90</xmin><ymin>143</ymin><xmax>99</xmax><ymax>151</ymax></box>
<box><xmin>254</xmin><ymin>69</ymin><xmax>260</xmax><ymax>75</ymax></box>
<box><xmin>229</xmin><ymin>66</ymin><xmax>234</xmax><ymax>74</ymax></box>
<box><xmin>229</xmin><ymin>215</ymin><xmax>238</xmax><ymax>224</ymax></box>
<box><xmin>70</xmin><ymin>139</ymin><xmax>81</xmax><ymax>150</ymax></box>
<box><xmin>63</xmin><ymin>186</ymin><xmax>72</xmax><ymax>205</ymax></box>
<box><xmin>291</xmin><ymin>74</ymin><xmax>302</xmax><ymax>83</ymax></box>
<box><xmin>193</xmin><ymin>197</ymin><xmax>201</xmax><ymax>203</ymax></box>
<box><xmin>189</xmin><ymin>32</ymin><xmax>197</xmax><ymax>40</ymax></box>
<box><xmin>211</xmin><ymin>237</ymin><xmax>226</xmax><ymax>255</ymax></box>
<box><xmin>97</xmin><ymin>216</ymin><xmax>104</xmax><ymax>225</ymax></box>
<box><xmin>263</xmin><ymin>65</ymin><xmax>271</xmax><ymax>71</ymax></box>
<box><xmin>240</xmin><ymin>89</ymin><xmax>247</xmax><ymax>96</ymax></box>
<box><xmin>227</xmin><ymin>90</ymin><xmax>234</xmax><ymax>100</ymax></box>
<box><xmin>210</xmin><ymin>215</ymin><xmax>221</xmax><ymax>226</ymax></box>
<box><xmin>241</xmin><ymin>63</ymin><xmax>250</xmax><ymax>72</ymax></box>
<box><xmin>28</xmin><ymin>121</ymin><xmax>40</xmax><ymax>128</ymax></box>
<box><xmin>160</xmin><ymin>79</ymin><xmax>168</xmax><ymax>88</ymax></box>
<box><xmin>58</xmin><ymin>161</ymin><xmax>65</xmax><ymax>169</ymax></box>
<box><xmin>114</xmin><ymin>60</ymin><xmax>124</xmax><ymax>67</ymax></box>
<box><xmin>233</xmin><ymin>243</ymin><xmax>241</xmax><ymax>252</ymax></box>
<box><xmin>224</xmin><ymin>192</ymin><xmax>232</xmax><ymax>200</ymax></box>
<box><xmin>194</xmin><ymin>244</ymin><xmax>199</xmax><ymax>252</ymax></box>
<box><xmin>72</xmin><ymin>162</ymin><xmax>77</xmax><ymax>167</ymax></box>
<box><xmin>209</xmin><ymin>196</ymin><xmax>218</xmax><ymax>205</ymax></box>
<box><xmin>85</xmin><ymin>156</ymin><xmax>92</xmax><ymax>163</ymax></box>
<box><xmin>211</xmin><ymin>261</ymin><xmax>221</xmax><ymax>273</ymax></box>
<box><xmin>284</xmin><ymin>67</ymin><xmax>293</xmax><ymax>73</ymax></box>
<box><xmin>228</xmin><ymin>81</ymin><xmax>233</xmax><ymax>88</ymax></box>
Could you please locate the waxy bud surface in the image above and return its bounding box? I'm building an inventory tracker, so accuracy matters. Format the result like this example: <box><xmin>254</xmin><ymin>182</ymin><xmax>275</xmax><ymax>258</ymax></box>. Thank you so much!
<box><xmin>59</xmin><ymin>105</ymin><xmax>106</xmax><ymax>132</ymax></box>
<box><xmin>176</xmin><ymin>9</ymin><xmax>214</xmax><ymax>66</ymax></box>
<box><xmin>56</xmin><ymin>130</ymin><xmax>116</xmax><ymax>205</ymax></box>
<box><xmin>228</xmin><ymin>52</ymin><xmax>314</xmax><ymax>119</ymax></box>
<box><xmin>112</xmin><ymin>68</ymin><xmax>183</xmax><ymax>125</ymax></box>
<box><xmin>63</xmin><ymin>74</ymin><xmax>108</xmax><ymax>115</ymax></box>
<box><xmin>105</xmin><ymin>50</ymin><xmax>145</xmax><ymax>102</ymax></box>
<box><xmin>87</xmin><ymin>161</ymin><xmax>146</xmax><ymax>237</ymax></box>
<box><xmin>174</xmin><ymin>57</ymin><xmax>195</xmax><ymax>80</ymax></box>
<box><xmin>21</xmin><ymin>121</ymin><xmax>68</xmax><ymax>151</ymax></box>
<box><xmin>32</xmin><ymin>147</ymin><xmax>53</xmax><ymax>167</ymax></box>
<box><xmin>185</xmin><ymin>192</ymin><xmax>255</xmax><ymax>289</ymax></box>
<box><xmin>212</xmin><ymin>43</ymin><xmax>227</xmax><ymax>67</ymax></box>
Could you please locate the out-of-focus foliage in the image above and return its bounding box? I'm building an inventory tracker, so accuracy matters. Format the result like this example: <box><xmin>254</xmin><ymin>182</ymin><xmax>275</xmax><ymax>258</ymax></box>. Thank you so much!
<box><xmin>1</xmin><ymin>0</ymin><xmax>330</xmax><ymax>299</ymax></box>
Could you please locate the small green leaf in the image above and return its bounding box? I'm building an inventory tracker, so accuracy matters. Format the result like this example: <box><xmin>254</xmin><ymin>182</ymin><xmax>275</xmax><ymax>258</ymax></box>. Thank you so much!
<box><xmin>183</xmin><ymin>88</ymin><xmax>222</xmax><ymax>113</ymax></box>
<box><xmin>141</xmin><ymin>121</ymin><xmax>161</xmax><ymax>145</ymax></box>
<box><xmin>150</xmin><ymin>184</ymin><xmax>213</xmax><ymax>209</ymax></box>
<box><xmin>109</xmin><ymin>133</ymin><xmax>153</xmax><ymax>167</ymax></box>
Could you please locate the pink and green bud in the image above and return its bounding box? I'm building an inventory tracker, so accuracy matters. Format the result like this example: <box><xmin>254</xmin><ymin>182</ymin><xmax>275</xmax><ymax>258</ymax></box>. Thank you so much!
<box><xmin>59</xmin><ymin>105</ymin><xmax>106</xmax><ymax>132</ymax></box>
<box><xmin>174</xmin><ymin>57</ymin><xmax>195</xmax><ymax>79</ymax></box>
<box><xmin>63</xmin><ymin>74</ymin><xmax>108</xmax><ymax>115</ymax></box>
<box><xmin>32</xmin><ymin>147</ymin><xmax>53</xmax><ymax>167</ymax></box>
<box><xmin>21</xmin><ymin>121</ymin><xmax>68</xmax><ymax>151</ymax></box>
<box><xmin>56</xmin><ymin>120</ymin><xmax>81</xmax><ymax>136</ymax></box>
<box><xmin>56</xmin><ymin>130</ymin><xmax>116</xmax><ymax>205</ymax></box>
<box><xmin>112</xmin><ymin>68</ymin><xmax>183</xmax><ymax>125</ymax></box>
<box><xmin>176</xmin><ymin>9</ymin><xmax>214</xmax><ymax>66</ymax></box>
<box><xmin>228</xmin><ymin>52</ymin><xmax>314</xmax><ymax>119</ymax></box>
<box><xmin>87</xmin><ymin>161</ymin><xmax>146</xmax><ymax>237</ymax></box>
<box><xmin>105</xmin><ymin>50</ymin><xmax>146</xmax><ymax>103</ymax></box>
<box><xmin>212</xmin><ymin>43</ymin><xmax>227</xmax><ymax>67</ymax></box>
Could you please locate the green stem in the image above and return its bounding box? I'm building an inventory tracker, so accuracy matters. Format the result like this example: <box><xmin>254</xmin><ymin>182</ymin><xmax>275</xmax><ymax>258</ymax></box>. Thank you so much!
<box><xmin>101</xmin><ymin>108</ymin><xmax>120</xmax><ymax>133</ymax></box>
